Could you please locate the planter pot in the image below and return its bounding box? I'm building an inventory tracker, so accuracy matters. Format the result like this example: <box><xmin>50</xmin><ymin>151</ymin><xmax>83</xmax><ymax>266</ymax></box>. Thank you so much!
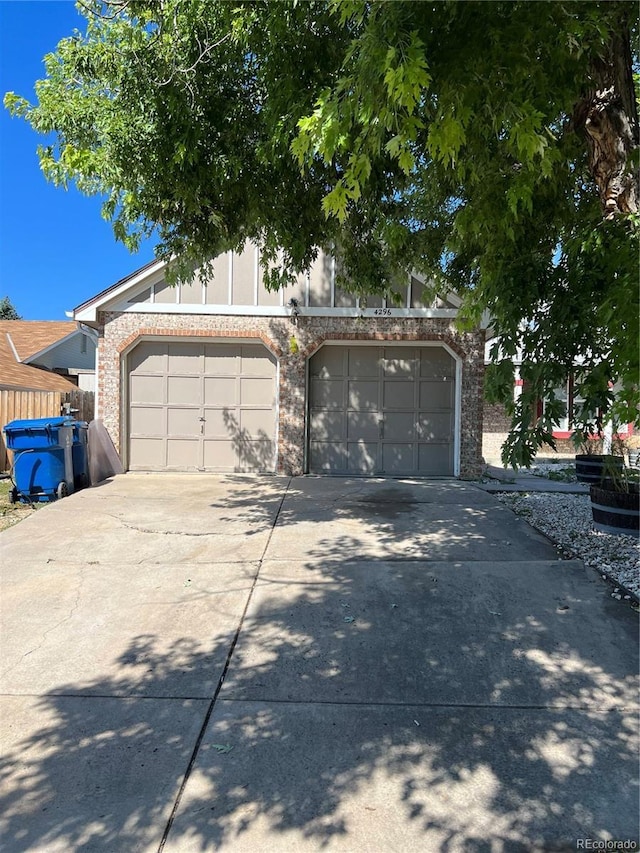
<box><xmin>589</xmin><ymin>481</ymin><xmax>640</xmax><ymax>536</ymax></box>
<box><xmin>575</xmin><ymin>454</ymin><xmax>624</xmax><ymax>484</ymax></box>
<box><xmin>628</xmin><ymin>450</ymin><xmax>640</xmax><ymax>469</ymax></box>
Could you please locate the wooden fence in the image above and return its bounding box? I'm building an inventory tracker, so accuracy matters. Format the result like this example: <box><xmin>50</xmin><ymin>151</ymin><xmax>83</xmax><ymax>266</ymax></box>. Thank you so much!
<box><xmin>0</xmin><ymin>389</ymin><xmax>95</xmax><ymax>472</ymax></box>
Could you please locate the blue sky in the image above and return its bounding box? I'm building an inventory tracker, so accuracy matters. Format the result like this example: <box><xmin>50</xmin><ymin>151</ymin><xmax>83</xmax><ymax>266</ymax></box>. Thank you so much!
<box><xmin>0</xmin><ymin>0</ymin><xmax>157</xmax><ymax>320</ymax></box>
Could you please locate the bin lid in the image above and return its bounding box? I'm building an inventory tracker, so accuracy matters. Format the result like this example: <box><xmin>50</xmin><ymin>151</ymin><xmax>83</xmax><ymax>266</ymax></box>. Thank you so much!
<box><xmin>3</xmin><ymin>416</ymin><xmax>74</xmax><ymax>433</ymax></box>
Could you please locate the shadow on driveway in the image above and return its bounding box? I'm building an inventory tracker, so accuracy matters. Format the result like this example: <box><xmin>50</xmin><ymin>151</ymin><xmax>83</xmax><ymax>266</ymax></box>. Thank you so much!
<box><xmin>0</xmin><ymin>475</ymin><xmax>637</xmax><ymax>852</ymax></box>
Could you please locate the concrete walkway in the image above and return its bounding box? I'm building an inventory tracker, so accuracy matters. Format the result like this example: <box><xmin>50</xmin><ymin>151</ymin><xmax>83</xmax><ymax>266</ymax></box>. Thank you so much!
<box><xmin>479</xmin><ymin>465</ymin><xmax>590</xmax><ymax>494</ymax></box>
<box><xmin>0</xmin><ymin>474</ymin><xmax>637</xmax><ymax>852</ymax></box>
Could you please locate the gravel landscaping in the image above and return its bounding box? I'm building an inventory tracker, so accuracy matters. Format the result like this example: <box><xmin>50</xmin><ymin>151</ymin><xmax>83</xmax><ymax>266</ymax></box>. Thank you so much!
<box><xmin>496</xmin><ymin>490</ymin><xmax>639</xmax><ymax>602</ymax></box>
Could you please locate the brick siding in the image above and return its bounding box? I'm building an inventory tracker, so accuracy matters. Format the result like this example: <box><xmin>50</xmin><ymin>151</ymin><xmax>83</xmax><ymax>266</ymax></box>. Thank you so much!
<box><xmin>481</xmin><ymin>401</ymin><xmax>512</xmax><ymax>464</ymax></box>
<box><xmin>481</xmin><ymin>399</ymin><xmax>597</xmax><ymax>463</ymax></box>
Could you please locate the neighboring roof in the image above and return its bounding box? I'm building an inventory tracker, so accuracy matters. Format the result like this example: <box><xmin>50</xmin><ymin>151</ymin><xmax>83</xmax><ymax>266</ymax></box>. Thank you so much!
<box><xmin>1</xmin><ymin>320</ymin><xmax>78</xmax><ymax>363</ymax></box>
<box><xmin>0</xmin><ymin>321</ymin><xmax>81</xmax><ymax>392</ymax></box>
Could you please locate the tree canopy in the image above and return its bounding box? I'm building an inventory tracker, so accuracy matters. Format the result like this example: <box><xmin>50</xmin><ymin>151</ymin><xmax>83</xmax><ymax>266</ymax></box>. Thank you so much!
<box><xmin>0</xmin><ymin>296</ymin><xmax>21</xmax><ymax>320</ymax></box>
<box><xmin>5</xmin><ymin>0</ymin><xmax>639</xmax><ymax>464</ymax></box>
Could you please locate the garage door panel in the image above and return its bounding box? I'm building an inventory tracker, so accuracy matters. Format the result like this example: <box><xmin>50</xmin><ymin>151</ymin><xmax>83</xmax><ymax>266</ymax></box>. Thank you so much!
<box><xmin>129</xmin><ymin>343</ymin><xmax>167</xmax><ymax>374</ymax></box>
<box><xmin>347</xmin><ymin>348</ymin><xmax>379</xmax><ymax>377</ymax></box>
<box><xmin>202</xmin><ymin>409</ymin><xmax>229</xmax><ymax>438</ymax></box>
<box><xmin>241</xmin><ymin>346</ymin><xmax>276</xmax><ymax>376</ymax></box>
<box><xmin>383</xmin><ymin>349</ymin><xmax>416</xmax><ymax>377</ymax></box>
<box><xmin>347</xmin><ymin>411</ymin><xmax>379</xmax><ymax>441</ymax></box>
<box><xmin>418</xmin><ymin>444</ymin><xmax>453</xmax><ymax>474</ymax></box>
<box><xmin>348</xmin><ymin>380</ymin><xmax>378</xmax><ymax>411</ymax></box>
<box><xmin>167</xmin><ymin>375</ymin><xmax>200</xmax><ymax>405</ymax></box>
<box><xmin>168</xmin><ymin>343</ymin><xmax>203</xmax><ymax>373</ymax></box>
<box><xmin>421</xmin><ymin>349</ymin><xmax>455</xmax><ymax>378</ymax></box>
<box><xmin>130</xmin><ymin>406</ymin><xmax>165</xmax><ymax>435</ymax></box>
<box><xmin>130</xmin><ymin>374</ymin><xmax>164</xmax><ymax>404</ymax></box>
<box><xmin>236</xmin><ymin>440</ymin><xmax>275</xmax><ymax>472</ymax></box>
<box><xmin>204</xmin><ymin>376</ymin><xmax>237</xmax><ymax>406</ymax></box>
<box><xmin>205</xmin><ymin>345</ymin><xmax>240</xmax><ymax>373</ymax></box>
<box><xmin>382</xmin><ymin>443</ymin><xmax>414</xmax><ymax>474</ymax></box>
<box><xmin>383</xmin><ymin>381</ymin><xmax>415</xmax><ymax>409</ymax></box>
<box><xmin>240</xmin><ymin>376</ymin><xmax>274</xmax><ymax>406</ymax></box>
<box><xmin>310</xmin><ymin>346</ymin><xmax>345</xmax><ymax>378</ymax></box>
<box><xmin>309</xmin><ymin>441</ymin><xmax>346</xmax><ymax>472</ymax></box>
<box><xmin>417</xmin><ymin>413</ymin><xmax>454</xmax><ymax>441</ymax></box>
<box><xmin>203</xmin><ymin>440</ymin><xmax>239</xmax><ymax>471</ymax></box>
<box><xmin>239</xmin><ymin>408</ymin><xmax>276</xmax><ymax>436</ymax></box>
<box><xmin>310</xmin><ymin>378</ymin><xmax>343</xmax><ymax>409</ymax></box>
<box><xmin>347</xmin><ymin>442</ymin><xmax>377</xmax><ymax>473</ymax></box>
<box><xmin>383</xmin><ymin>412</ymin><xmax>415</xmax><ymax>441</ymax></box>
<box><xmin>310</xmin><ymin>411</ymin><xmax>344</xmax><ymax>442</ymax></box>
<box><xmin>419</xmin><ymin>380</ymin><xmax>454</xmax><ymax>409</ymax></box>
<box><xmin>129</xmin><ymin>437</ymin><xmax>165</xmax><ymax>469</ymax></box>
<box><xmin>167</xmin><ymin>438</ymin><xmax>200</xmax><ymax>468</ymax></box>
<box><xmin>167</xmin><ymin>407</ymin><xmax>200</xmax><ymax>436</ymax></box>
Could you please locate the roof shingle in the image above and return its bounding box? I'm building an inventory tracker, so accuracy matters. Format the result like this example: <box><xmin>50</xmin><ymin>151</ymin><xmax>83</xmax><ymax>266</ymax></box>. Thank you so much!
<box><xmin>0</xmin><ymin>321</ymin><xmax>80</xmax><ymax>392</ymax></box>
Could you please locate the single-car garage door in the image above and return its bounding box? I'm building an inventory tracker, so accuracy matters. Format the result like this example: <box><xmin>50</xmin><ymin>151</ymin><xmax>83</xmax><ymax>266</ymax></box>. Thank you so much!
<box><xmin>128</xmin><ymin>341</ymin><xmax>277</xmax><ymax>472</ymax></box>
<box><xmin>308</xmin><ymin>345</ymin><xmax>456</xmax><ymax>476</ymax></box>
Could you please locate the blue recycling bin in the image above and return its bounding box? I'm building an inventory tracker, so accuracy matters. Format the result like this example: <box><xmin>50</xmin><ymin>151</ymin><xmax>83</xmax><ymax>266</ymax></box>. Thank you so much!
<box><xmin>3</xmin><ymin>417</ymin><xmax>77</xmax><ymax>502</ymax></box>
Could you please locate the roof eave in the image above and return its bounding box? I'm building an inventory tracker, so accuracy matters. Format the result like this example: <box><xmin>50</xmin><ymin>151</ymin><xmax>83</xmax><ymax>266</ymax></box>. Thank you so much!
<box><xmin>72</xmin><ymin>258</ymin><xmax>166</xmax><ymax>322</ymax></box>
<box><xmin>23</xmin><ymin>329</ymin><xmax>83</xmax><ymax>365</ymax></box>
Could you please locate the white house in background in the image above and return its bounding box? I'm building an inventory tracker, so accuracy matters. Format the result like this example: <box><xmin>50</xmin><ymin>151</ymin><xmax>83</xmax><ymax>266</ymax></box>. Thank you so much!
<box><xmin>481</xmin><ymin>337</ymin><xmax>635</xmax><ymax>464</ymax></box>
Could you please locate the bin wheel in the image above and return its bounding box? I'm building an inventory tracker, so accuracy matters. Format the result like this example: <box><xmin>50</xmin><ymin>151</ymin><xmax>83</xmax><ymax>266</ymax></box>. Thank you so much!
<box><xmin>56</xmin><ymin>482</ymin><xmax>68</xmax><ymax>500</ymax></box>
<box><xmin>8</xmin><ymin>487</ymin><xmax>18</xmax><ymax>504</ymax></box>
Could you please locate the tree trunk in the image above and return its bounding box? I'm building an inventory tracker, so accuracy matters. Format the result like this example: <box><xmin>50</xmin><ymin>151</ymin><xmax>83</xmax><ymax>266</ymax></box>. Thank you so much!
<box><xmin>574</xmin><ymin>22</ymin><xmax>639</xmax><ymax>218</ymax></box>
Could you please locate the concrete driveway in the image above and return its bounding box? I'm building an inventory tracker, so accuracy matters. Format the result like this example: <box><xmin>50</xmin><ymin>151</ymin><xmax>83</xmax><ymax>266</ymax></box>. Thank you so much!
<box><xmin>0</xmin><ymin>474</ymin><xmax>637</xmax><ymax>852</ymax></box>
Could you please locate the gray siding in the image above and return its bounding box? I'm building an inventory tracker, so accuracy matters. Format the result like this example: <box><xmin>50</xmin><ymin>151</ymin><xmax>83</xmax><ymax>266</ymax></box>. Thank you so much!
<box><xmin>31</xmin><ymin>333</ymin><xmax>96</xmax><ymax>372</ymax></box>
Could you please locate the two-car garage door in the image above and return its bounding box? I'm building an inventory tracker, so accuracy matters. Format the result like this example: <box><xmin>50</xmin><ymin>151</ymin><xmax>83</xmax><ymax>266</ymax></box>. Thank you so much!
<box><xmin>127</xmin><ymin>340</ymin><xmax>457</xmax><ymax>476</ymax></box>
<box><xmin>308</xmin><ymin>345</ymin><xmax>456</xmax><ymax>476</ymax></box>
<box><xmin>128</xmin><ymin>341</ymin><xmax>277</xmax><ymax>472</ymax></box>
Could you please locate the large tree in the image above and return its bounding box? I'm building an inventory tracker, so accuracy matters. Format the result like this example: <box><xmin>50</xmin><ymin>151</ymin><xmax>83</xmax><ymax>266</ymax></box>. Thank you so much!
<box><xmin>0</xmin><ymin>296</ymin><xmax>21</xmax><ymax>320</ymax></box>
<box><xmin>6</xmin><ymin>0</ymin><xmax>638</xmax><ymax>465</ymax></box>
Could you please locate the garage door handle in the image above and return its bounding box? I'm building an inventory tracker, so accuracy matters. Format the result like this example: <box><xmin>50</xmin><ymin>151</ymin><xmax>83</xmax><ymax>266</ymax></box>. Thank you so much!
<box><xmin>378</xmin><ymin>418</ymin><xmax>384</xmax><ymax>438</ymax></box>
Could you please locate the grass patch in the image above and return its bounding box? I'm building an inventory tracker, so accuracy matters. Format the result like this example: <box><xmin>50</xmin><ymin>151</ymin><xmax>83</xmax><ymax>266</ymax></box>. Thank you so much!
<box><xmin>0</xmin><ymin>477</ymin><xmax>40</xmax><ymax>533</ymax></box>
<box><xmin>546</xmin><ymin>467</ymin><xmax>576</xmax><ymax>482</ymax></box>
<box><xmin>531</xmin><ymin>463</ymin><xmax>577</xmax><ymax>483</ymax></box>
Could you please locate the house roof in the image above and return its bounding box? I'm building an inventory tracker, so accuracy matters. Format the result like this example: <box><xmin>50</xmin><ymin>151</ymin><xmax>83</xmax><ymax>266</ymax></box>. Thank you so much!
<box><xmin>0</xmin><ymin>321</ymin><xmax>81</xmax><ymax>392</ymax></box>
<box><xmin>2</xmin><ymin>321</ymin><xmax>79</xmax><ymax>362</ymax></box>
<box><xmin>73</xmin><ymin>259</ymin><xmax>165</xmax><ymax>321</ymax></box>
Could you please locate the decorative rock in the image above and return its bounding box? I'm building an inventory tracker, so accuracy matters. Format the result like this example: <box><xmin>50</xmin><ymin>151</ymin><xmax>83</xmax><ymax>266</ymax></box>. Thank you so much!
<box><xmin>497</xmin><ymin>492</ymin><xmax>639</xmax><ymax>599</ymax></box>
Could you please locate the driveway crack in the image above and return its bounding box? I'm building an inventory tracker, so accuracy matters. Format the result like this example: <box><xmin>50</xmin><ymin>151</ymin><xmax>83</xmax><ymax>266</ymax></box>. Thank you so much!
<box><xmin>1</xmin><ymin>564</ymin><xmax>86</xmax><ymax>678</ymax></box>
<box><xmin>105</xmin><ymin>514</ymin><xmax>270</xmax><ymax>537</ymax></box>
<box><xmin>157</xmin><ymin>478</ymin><xmax>292</xmax><ymax>853</ymax></box>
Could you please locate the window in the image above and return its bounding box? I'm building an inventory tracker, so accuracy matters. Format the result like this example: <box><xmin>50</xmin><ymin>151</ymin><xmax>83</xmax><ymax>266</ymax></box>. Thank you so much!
<box><xmin>542</xmin><ymin>375</ymin><xmax>591</xmax><ymax>435</ymax></box>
